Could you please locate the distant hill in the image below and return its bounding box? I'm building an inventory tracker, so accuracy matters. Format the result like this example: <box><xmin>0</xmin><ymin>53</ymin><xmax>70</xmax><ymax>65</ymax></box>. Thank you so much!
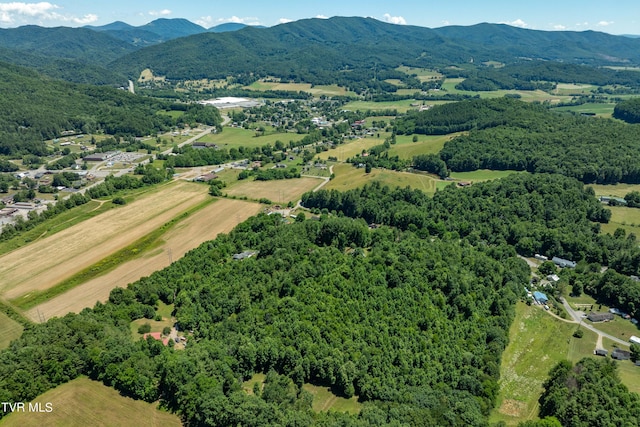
<box><xmin>138</xmin><ymin>18</ymin><xmax>206</xmax><ymax>39</ymax></box>
<box><xmin>110</xmin><ymin>16</ymin><xmax>640</xmax><ymax>86</ymax></box>
<box><xmin>0</xmin><ymin>25</ymin><xmax>137</xmax><ymax>64</ymax></box>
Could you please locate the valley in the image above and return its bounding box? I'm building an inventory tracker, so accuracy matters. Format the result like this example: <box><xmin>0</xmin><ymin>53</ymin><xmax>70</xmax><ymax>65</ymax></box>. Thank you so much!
<box><xmin>1</xmin><ymin>13</ymin><xmax>640</xmax><ymax>427</ymax></box>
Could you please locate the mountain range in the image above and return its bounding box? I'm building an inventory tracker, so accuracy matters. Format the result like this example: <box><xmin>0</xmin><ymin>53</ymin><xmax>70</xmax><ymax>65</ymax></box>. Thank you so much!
<box><xmin>0</xmin><ymin>16</ymin><xmax>639</xmax><ymax>87</ymax></box>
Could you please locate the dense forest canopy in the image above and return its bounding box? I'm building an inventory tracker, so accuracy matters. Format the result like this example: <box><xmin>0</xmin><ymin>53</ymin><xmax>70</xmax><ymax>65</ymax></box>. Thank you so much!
<box><xmin>395</xmin><ymin>98</ymin><xmax>640</xmax><ymax>184</ymax></box>
<box><xmin>539</xmin><ymin>358</ymin><xmax>640</xmax><ymax>426</ymax></box>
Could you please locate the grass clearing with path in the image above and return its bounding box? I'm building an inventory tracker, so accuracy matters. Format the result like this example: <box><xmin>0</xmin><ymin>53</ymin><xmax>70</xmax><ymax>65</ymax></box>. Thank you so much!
<box><xmin>27</xmin><ymin>198</ymin><xmax>262</xmax><ymax>321</ymax></box>
<box><xmin>325</xmin><ymin>163</ymin><xmax>438</xmax><ymax>194</ymax></box>
<box><xmin>389</xmin><ymin>134</ymin><xmax>456</xmax><ymax>159</ymax></box>
<box><xmin>0</xmin><ymin>377</ymin><xmax>181</xmax><ymax>427</ymax></box>
<box><xmin>241</xmin><ymin>374</ymin><xmax>361</xmax><ymax>414</ymax></box>
<box><xmin>490</xmin><ymin>302</ymin><xmax>600</xmax><ymax>426</ymax></box>
<box><xmin>0</xmin><ymin>181</ymin><xmax>209</xmax><ymax>305</ymax></box>
<box><xmin>599</xmin><ymin>205</ymin><xmax>640</xmax><ymax>235</ymax></box>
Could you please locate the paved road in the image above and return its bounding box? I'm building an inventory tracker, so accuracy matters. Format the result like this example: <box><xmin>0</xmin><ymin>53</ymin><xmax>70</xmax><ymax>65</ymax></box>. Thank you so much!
<box><xmin>560</xmin><ymin>298</ymin><xmax>630</xmax><ymax>347</ymax></box>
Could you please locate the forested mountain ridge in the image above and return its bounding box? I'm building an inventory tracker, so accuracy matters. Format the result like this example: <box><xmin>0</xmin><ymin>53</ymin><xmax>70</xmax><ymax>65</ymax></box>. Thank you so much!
<box><xmin>0</xmin><ymin>25</ymin><xmax>137</xmax><ymax>64</ymax></box>
<box><xmin>109</xmin><ymin>17</ymin><xmax>640</xmax><ymax>84</ymax></box>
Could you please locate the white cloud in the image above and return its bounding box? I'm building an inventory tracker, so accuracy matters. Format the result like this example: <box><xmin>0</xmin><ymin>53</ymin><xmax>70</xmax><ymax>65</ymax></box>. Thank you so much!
<box><xmin>0</xmin><ymin>2</ymin><xmax>97</xmax><ymax>25</ymax></box>
<box><xmin>148</xmin><ymin>9</ymin><xmax>171</xmax><ymax>17</ymax></box>
<box><xmin>553</xmin><ymin>24</ymin><xmax>566</xmax><ymax>30</ymax></box>
<box><xmin>215</xmin><ymin>15</ymin><xmax>262</xmax><ymax>26</ymax></box>
<box><xmin>596</xmin><ymin>20</ymin><xmax>614</xmax><ymax>27</ymax></box>
<box><xmin>503</xmin><ymin>18</ymin><xmax>529</xmax><ymax>28</ymax></box>
<box><xmin>315</xmin><ymin>15</ymin><xmax>328</xmax><ymax>19</ymax></box>
<box><xmin>195</xmin><ymin>15</ymin><xmax>213</xmax><ymax>27</ymax></box>
<box><xmin>278</xmin><ymin>17</ymin><xmax>293</xmax><ymax>24</ymax></box>
<box><xmin>441</xmin><ymin>20</ymin><xmax>450</xmax><ymax>26</ymax></box>
<box><xmin>383</xmin><ymin>13</ymin><xmax>406</xmax><ymax>25</ymax></box>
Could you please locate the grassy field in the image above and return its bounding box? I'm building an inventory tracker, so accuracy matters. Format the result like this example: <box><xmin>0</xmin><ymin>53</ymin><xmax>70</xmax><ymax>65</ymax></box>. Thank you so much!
<box><xmin>0</xmin><ymin>311</ymin><xmax>23</xmax><ymax>350</ymax></box>
<box><xmin>197</xmin><ymin>126</ymin><xmax>306</xmax><ymax>150</ymax></box>
<box><xmin>0</xmin><ymin>377</ymin><xmax>180</xmax><ymax>427</ymax></box>
<box><xmin>490</xmin><ymin>302</ymin><xmax>600</xmax><ymax>426</ymax></box>
<box><xmin>342</xmin><ymin>99</ymin><xmax>433</xmax><ymax>113</ymax></box>
<box><xmin>396</xmin><ymin>66</ymin><xmax>443</xmax><ymax>82</ymax></box>
<box><xmin>225</xmin><ymin>177</ymin><xmax>323</xmax><ymax>204</ymax></box>
<box><xmin>440</xmin><ymin>78</ymin><xmax>570</xmax><ymax>103</ymax></box>
<box><xmin>325</xmin><ymin>163</ymin><xmax>438</xmax><ymax>194</ymax></box>
<box><xmin>599</xmin><ymin>205</ymin><xmax>640</xmax><ymax>235</ymax></box>
<box><xmin>316</xmin><ymin>138</ymin><xmax>386</xmax><ymax>162</ymax></box>
<box><xmin>242</xmin><ymin>374</ymin><xmax>361</xmax><ymax>414</ymax></box>
<box><xmin>389</xmin><ymin>134</ymin><xmax>456</xmax><ymax>159</ymax></box>
<box><xmin>590</xmin><ymin>183</ymin><xmax>640</xmax><ymax>198</ymax></box>
<box><xmin>131</xmin><ymin>302</ymin><xmax>174</xmax><ymax>339</ymax></box>
<box><xmin>449</xmin><ymin>169</ymin><xmax>523</xmax><ymax>182</ymax></box>
<box><xmin>551</xmin><ymin>102</ymin><xmax>615</xmax><ymax>117</ymax></box>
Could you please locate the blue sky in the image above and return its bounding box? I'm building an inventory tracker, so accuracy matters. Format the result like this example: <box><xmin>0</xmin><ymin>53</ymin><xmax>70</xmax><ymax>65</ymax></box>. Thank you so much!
<box><xmin>0</xmin><ymin>1</ymin><xmax>638</xmax><ymax>34</ymax></box>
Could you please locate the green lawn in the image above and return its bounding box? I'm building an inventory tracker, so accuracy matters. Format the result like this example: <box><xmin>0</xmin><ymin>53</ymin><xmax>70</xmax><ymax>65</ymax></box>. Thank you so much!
<box><xmin>591</xmin><ymin>317</ymin><xmax>640</xmax><ymax>342</ymax></box>
<box><xmin>197</xmin><ymin>126</ymin><xmax>306</xmax><ymax>150</ymax></box>
<box><xmin>342</xmin><ymin>99</ymin><xmax>424</xmax><ymax>113</ymax></box>
<box><xmin>130</xmin><ymin>302</ymin><xmax>175</xmax><ymax>340</ymax></box>
<box><xmin>316</xmin><ymin>137</ymin><xmax>387</xmax><ymax>162</ymax></box>
<box><xmin>490</xmin><ymin>302</ymin><xmax>600</xmax><ymax>426</ymax></box>
<box><xmin>0</xmin><ymin>311</ymin><xmax>23</xmax><ymax>350</ymax></box>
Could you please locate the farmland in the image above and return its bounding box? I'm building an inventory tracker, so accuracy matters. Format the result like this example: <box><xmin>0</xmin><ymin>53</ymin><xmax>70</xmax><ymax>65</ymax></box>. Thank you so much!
<box><xmin>0</xmin><ymin>181</ymin><xmax>210</xmax><ymax>307</ymax></box>
<box><xmin>316</xmin><ymin>137</ymin><xmax>386</xmax><ymax>161</ymax></box>
<box><xmin>389</xmin><ymin>134</ymin><xmax>457</xmax><ymax>159</ymax></box>
<box><xmin>26</xmin><ymin>198</ymin><xmax>262</xmax><ymax>321</ymax></box>
<box><xmin>244</xmin><ymin>80</ymin><xmax>356</xmax><ymax>96</ymax></box>
<box><xmin>0</xmin><ymin>377</ymin><xmax>181</xmax><ymax>427</ymax></box>
<box><xmin>599</xmin><ymin>205</ymin><xmax>640</xmax><ymax>235</ymax></box>
<box><xmin>225</xmin><ymin>177</ymin><xmax>324</xmax><ymax>204</ymax></box>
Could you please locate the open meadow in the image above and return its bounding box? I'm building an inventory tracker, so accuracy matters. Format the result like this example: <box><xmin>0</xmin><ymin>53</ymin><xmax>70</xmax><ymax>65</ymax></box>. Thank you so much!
<box><xmin>225</xmin><ymin>177</ymin><xmax>324</xmax><ymax>204</ymax></box>
<box><xmin>26</xmin><ymin>198</ymin><xmax>262</xmax><ymax>322</ymax></box>
<box><xmin>316</xmin><ymin>137</ymin><xmax>386</xmax><ymax>162</ymax></box>
<box><xmin>325</xmin><ymin>163</ymin><xmax>438</xmax><ymax>194</ymax></box>
<box><xmin>0</xmin><ymin>377</ymin><xmax>181</xmax><ymax>427</ymax></box>
<box><xmin>0</xmin><ymin>181</ymin><xmax>209</xmax><ymax>305</ymax></box>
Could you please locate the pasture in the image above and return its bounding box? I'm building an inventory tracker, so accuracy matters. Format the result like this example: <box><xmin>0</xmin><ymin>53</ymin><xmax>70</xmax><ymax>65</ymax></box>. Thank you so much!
<box><xmin>396</xmin><ymin>66</ymin><xmax>443</xmax><ymax>82</ymax></box>
<box><xmin>225</xmin><ymin>177</ymin><xmax>324</xmax><ymax>204</ymax></box>
<box><xmin>598</xmin><ymin>205</ymin><xmax>640</xmax><ymax>236</ymax></box>
<box><xmin>0</xmin><ymin>311</ymin><xmax>23</xmax><ymax>350</ymax></box>
<box><xmin>0</xmin><ymin>181</ymin><xmax>210</xmax><ymax>306</ymax></box>
<box><xmin>389</xmin><ymin>134</ymin><xmax>456</xmax><ymax>159</ymax></box>
<box><xmin>0</xmin><ymin>377</ymin><xmax>181</xmax><ymax>427</ymax></box>
<box><xmin>27</xmin><ymin>198</ymin><xmax>262</xmax><ymax>321</ymax></box>
<box><xmin>490</xmin><ymin>302</ymin><xmax>600</xmax><ymax>426</ymax></box>
<box><xmin>325</xmin><ymin>163</ymin><xmax>438</xmax><ymax>194</ymax></box>
<box><xmin>316</xmin><ymin>137</ymin><xmax>386</xmax><ymax>162</ymax></box>
<box><xmin>590</xmin><ymin>182</ymin><xmax>640</xmax><ymax>198</ymax></box>
<box><xmin>196</xmin><ymin>126</ymin><xmax>306</xmax><ymax>150</ymax></box>
<box><xmin>341</xmin><ymin>99</ymin><xmax>422</xmax><ymax>113</ymax></box>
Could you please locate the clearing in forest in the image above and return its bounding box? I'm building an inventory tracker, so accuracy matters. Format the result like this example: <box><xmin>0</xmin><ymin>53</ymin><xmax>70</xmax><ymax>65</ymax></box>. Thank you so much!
<box><xmin>0</xmin><ymin>311</ymin><xmax>23</xmax><ymax>350</ymax></box>
<box><xmin>27</xmin><ymin>198</ymin><xmax>262</xmax><ymax>322</ymax></box>
<box><xmin>325</xmin><ymin>163</ymin><xmax>438</xmax><ymax>194</ymax></box>
<box><xmin>0</xmin><ymin>377</ymin><xmax>181</xmax><ymax>427</ymax></box>
<box><xmin>0</xmin><ymin>181</ymin><xmax>209</xmax><ymax>302</ymax></box>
